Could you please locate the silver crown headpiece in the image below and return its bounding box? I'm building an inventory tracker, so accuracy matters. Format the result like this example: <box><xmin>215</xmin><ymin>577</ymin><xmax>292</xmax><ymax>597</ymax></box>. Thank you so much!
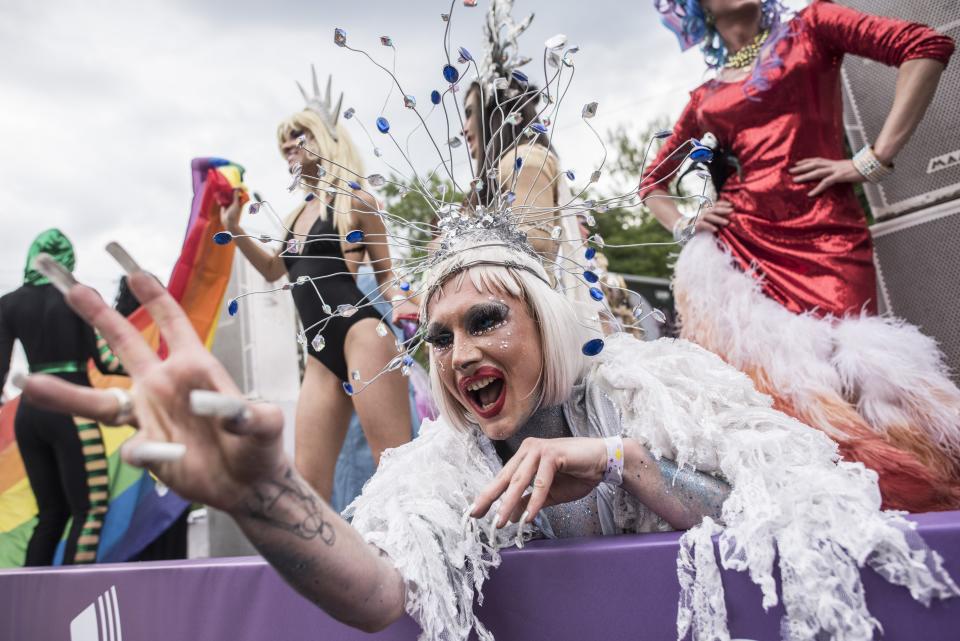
<box><xmin>477</xmin><ymin>0</ymin><xmax>535</xmax><ymax>92</ymax></box>
<box><xmin>297</xmin><ymin>64</ymin><xmax>344</xmax><ymax>141</ymax></box>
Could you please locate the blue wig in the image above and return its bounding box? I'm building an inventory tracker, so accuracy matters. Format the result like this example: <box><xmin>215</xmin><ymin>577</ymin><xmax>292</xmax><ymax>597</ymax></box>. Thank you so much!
<box><xmin>655</xmin><ymin>0</ymin><xmax>792</xmax><ymax>97</ymax></box>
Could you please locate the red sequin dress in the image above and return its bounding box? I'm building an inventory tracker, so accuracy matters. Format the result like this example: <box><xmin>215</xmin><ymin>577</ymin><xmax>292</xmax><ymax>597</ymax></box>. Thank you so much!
<box><xmin>643</xmin><ymin>1</ymin><xmax>960</xmax><ymax>511</ymax></box>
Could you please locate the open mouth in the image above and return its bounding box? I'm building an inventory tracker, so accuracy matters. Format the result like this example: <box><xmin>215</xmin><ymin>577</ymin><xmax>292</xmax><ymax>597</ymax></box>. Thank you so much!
<box><xmin>459</xmin><ymin>367</ymin><xmax>507</xmax><ymax>419</ymax></box>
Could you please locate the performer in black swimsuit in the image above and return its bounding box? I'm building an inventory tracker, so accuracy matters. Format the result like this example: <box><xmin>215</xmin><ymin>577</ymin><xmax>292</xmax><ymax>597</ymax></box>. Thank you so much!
<box><xmin>220</xmin><ymin>77</ymin><xmax>415</xmax><ymax>501</ymax></box>
<box><xmin>0</xmin><ymin>229</ymin><xmax>118</xmax><ymax>565</ymax></box>
<box><xmin>283</xmin><ymin>199</ymin><xmax>380</xmax><ymax>380</ymax></box>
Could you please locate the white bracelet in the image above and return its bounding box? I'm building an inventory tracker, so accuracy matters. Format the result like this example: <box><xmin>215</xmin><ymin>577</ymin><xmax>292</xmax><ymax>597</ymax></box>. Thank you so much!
<box><xmin>602</xmin><ymin>435</ymin><xmax>624</xmax><ymax>486</ymax></box>
<box><xmin>852</xmin><ymin>145</ymin><xmax>893</xmax><ymax>183</ymax></box>
<box><xmin>672</xmin><ymin>216</ymin><xmax>696</xmax><ymax>243</ymax></box>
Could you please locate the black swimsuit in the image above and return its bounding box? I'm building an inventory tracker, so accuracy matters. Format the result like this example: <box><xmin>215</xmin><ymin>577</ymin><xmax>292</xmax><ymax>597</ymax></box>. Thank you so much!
<box><xmin>283</xmin><ymin>201</ymin><xmax>380</xmax><ymax>381</ymax></box>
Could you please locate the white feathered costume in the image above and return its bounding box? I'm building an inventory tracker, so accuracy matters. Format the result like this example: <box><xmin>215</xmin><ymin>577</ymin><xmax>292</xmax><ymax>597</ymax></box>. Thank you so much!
<box><xmin>346</xmin><ymin>333</ymin><xmax>958</xmax><ymax>641</ymax></box>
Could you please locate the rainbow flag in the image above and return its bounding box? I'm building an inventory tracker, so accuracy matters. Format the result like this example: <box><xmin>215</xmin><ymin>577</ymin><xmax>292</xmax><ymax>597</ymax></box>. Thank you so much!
<box><xmin>0</xmin><ymin>158</ymin><xmax>245</xmax><ymax>566</ymax></box>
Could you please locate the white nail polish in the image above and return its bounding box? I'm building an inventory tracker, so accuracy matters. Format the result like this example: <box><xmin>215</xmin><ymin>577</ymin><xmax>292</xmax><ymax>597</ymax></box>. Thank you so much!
<box><xmin>32</xmin><ymin>254</ymin><xmax>77</xmax><ymax>295</ymax></box>
<box><xmin>130</xmin><ymin>441</ymin><xmax>186</xmax><ymax>465</ymax></box>
<box><xmin>518</xmin><ymin>510</ymin><xmax>529</xmax><ymax>527</ymax></box>
<box><xmin>11</xmin><ymin>372</ymin><xmax>28</xmax><ymax>389</ymax></box>
<box><xmin>494</xmin><ymin>511</ymin><xmax>503</xmax><ymax>528</ymax></box>
<box><xmin>465</xmin><ymin>502</ymin><xmax>477</xmax><ymax>517</ymax></box>
<box><xmin>189</xmin><ymin>390</ymin><xmax>249</xmax><ymax>422</ymax></box>
<box><xmin>106</xmin><ymin>242</ymin><xmax>143</xmax><ymax>275</ymax></box>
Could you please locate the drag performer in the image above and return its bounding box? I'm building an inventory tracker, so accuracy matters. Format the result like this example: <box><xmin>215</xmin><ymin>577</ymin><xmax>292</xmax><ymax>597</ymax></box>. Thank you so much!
<box><xmin>644</xmin><ymin>0</ymin><xmax>959</xmax><ymax>511</ymax></box>
<box><xmin>0</xmin><ymin>230</ymin><xmax>115</xmax><ymax>565</ymax></box>
<box><xmin>461</xmin><ymin>3</ymin><xmax>602</xmax><ymax>319</ymax></box>
<box><xmin>220</xmin><ymin>71</ymin><xmax>413</xmax><ymax>500</ymax></box>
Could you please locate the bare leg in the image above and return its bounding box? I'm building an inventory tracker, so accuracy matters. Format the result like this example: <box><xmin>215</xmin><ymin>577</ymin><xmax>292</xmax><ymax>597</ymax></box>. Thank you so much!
<box><xmin>294</xmin><ymin>357</ymin><xmax>354</xmax><ymax>501</ymax></box>
<box><xmin>344</xmin><ymin>318</ymin><xmax>412</xmax><ymax>467</ymax></box>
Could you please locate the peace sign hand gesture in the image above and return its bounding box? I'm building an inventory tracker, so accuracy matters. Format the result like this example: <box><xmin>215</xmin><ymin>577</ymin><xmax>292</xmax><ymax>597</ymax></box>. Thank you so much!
<box><xmin>19</xmin><ymin>244</ymin><xmax>288</xmax><ymax>514</ymax></box>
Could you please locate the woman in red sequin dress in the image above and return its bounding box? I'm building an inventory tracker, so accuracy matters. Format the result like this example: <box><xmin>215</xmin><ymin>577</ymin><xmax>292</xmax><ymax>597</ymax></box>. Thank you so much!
<box><xmin>644</xmin><ymin>0</ymin><xmax>958</xmax><ymax>511</ymax></box>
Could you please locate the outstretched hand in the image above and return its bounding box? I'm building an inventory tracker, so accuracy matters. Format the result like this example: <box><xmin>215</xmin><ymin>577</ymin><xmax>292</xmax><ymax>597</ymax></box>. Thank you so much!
<box><xmin>19</xmin><ymin>246</ymin><xmax>287</xmax><ymax>514</ymax></box>
<box><xmin>469</xmin><ymin>436</ymin><xmax>606</xmax><ymax>528</ymax></box>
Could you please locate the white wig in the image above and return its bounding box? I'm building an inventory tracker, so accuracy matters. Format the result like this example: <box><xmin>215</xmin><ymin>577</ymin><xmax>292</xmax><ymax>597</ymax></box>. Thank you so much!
<box><xmin>422</xmin><ymin>242</ymin><xmax>593</xmax><ymax>433</ymax></box>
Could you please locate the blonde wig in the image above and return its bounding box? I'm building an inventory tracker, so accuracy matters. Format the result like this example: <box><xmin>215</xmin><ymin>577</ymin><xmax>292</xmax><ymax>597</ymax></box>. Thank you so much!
<box><xmin>276</xmin><ymin>109</ymin><xmax>365</xmax><ymax>240</ymax></box>
<box><xmin>422</xmin><ymin>243</ymin><xmax>592</xmax><ymax>433</ymax></box>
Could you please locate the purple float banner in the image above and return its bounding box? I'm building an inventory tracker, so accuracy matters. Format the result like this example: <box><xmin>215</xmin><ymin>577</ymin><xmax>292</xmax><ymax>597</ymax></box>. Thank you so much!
<box><xmin>2</xmin><ymin>511</ymin><xmax>958</xmax><ymax>640</ymax></box>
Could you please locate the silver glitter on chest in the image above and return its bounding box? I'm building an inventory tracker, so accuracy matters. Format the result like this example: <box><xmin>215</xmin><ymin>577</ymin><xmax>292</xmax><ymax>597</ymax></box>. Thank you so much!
<box><xmin>502</xmin><ymin>403</ymin><xmax>604</xmax><ymax>538</ymax></box>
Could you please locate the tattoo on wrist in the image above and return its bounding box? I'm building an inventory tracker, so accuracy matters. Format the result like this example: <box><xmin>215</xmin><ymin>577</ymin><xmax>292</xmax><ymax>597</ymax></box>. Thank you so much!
<box><xmin>245</xmin><ymin>466</ymin><xmax>336</xmax><ymax>546</ymax></box>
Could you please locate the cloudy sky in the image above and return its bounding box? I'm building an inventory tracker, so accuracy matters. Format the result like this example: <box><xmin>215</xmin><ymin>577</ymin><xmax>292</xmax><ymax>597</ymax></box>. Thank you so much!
<box><xmin>0</xmin><ymin>0</ymin><xmax>805</xmax><ymax>298</ymax></box>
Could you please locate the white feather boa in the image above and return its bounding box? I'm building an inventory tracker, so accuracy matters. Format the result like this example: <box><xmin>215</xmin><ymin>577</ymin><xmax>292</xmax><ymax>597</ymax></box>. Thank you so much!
<box><xmin>593</xmin><ymin>334</ymin><xmax>959</xmax><ymax>641</ymax></box>
<box><xmin>344</xmin><ymin>418</ymin><xmax>510</xmax><ymax>641</ymax></box>
<box><xmin>345</xmin><ymin>333</ymin><xmax>958</xmax><ymax>641</ymax></box>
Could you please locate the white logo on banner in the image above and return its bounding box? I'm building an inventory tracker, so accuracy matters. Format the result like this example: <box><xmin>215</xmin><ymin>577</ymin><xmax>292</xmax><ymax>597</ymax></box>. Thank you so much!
<box><xmin>70</xmin><ymin>585</ymin><xmax>123</xmax><ymax>641</ymax></box>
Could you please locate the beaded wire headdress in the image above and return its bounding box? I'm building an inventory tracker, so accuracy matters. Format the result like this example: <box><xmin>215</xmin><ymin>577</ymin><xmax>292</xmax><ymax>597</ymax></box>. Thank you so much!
<box><xmin>214</xmin><ymin>0</ymin><xmax>715</xmax><ymax>396</ymax></box>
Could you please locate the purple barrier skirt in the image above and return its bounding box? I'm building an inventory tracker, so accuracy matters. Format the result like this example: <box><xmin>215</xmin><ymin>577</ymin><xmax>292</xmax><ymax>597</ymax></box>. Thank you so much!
<box><xmin>2</xmin><ymin>511</ymin><xmax>958</xmax><ymax>640</ymax></box>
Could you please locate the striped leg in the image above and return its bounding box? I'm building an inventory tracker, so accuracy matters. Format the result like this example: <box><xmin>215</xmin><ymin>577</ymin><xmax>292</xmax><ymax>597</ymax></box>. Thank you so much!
<box><xmin>71</xmin><ymin>417</ymin><xmax>109</xmax><ymax>563</ymax></box>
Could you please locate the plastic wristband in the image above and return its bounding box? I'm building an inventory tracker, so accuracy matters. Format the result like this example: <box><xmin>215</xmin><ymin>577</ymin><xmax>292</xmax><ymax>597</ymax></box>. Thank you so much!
<box><xmin>602</xmin><ymin>435</ymin><xmax>625</xmax><ymax>486</ymax></box>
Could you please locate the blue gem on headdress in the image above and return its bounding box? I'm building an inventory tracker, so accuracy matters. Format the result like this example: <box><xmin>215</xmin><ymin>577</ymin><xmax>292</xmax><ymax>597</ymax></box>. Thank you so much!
<box><xmin>512</xmin><ymin>70</ymin><xmax>529</xmax><ymax>85</ymax></box>
<box><xmin>585</xmin><ymin>247</ymin><xmax>596</xmax><ymax>260</ymax></box>
<box><xmin>342</xmin><ymin>381</ymin><xmax>354</xmax><ymax>396</ymax></box>
<box><xmin>402</xmin><ymin>355</ymin><xmax>415</xmax><ymax>367</ymax></box>
<box><xmin>442</xmin><ymin>64</ymin><xmax>460</xmax><ymax>84</ymax></box>
<box><xmin>515</xmin><ymin>157</ymin><xmax>523</xmax><ymax>170</ymax></box>
<box><xmin>531</xmin><ymin>123</ymin><xmax>548</xmax><ymax>134</ymax></box>
<box><xmin>228</xmin><ymin>299</ymin><xmax>239</xmax><ymax>316</ymax></box>
<box><xmin>346</xmin><ymin>229</ymin><xmax>364</xmax><ymax>243</ymax></box>
<box><xmin>304</xmin><ymin>193</ymin><xmax>316</xmax><ymax>202</ymax></box>
<box><xmin>376</xmin><ymin>117</ymin><xmax>390</xmax><ymax>134</ymax></box>
<box><xmin>334</xmin><ymin>28</ymin><xmax>347</xmax><ymax>47</ymax></box>
<box><xmin>348</xmin><ymin>180</ymin><xmax>362</xmax><ymax>190</ymax></box>
<box><xmin>249</xmin><ymin>202</ymin><xmax>261</xmax><ymax>214</ymax></box>
<box><xmin>400</xmin><ymin>281</ymin><xmax>411</xmax><ymax>291</ymax></box>
<box><xmin>566</xmin><ymin>170</ymin><xmax>575</xmax><ymax>181</ymax></box>
<box><xmin>583</xmin><ymin>270</ymin><xmax>599</xmax><ymax>283</ymax></box>
<box><xmin>691</xmin><ymin>146</ymin><xmax>713</xmax><ymax>162</ymax></box>
<box><xmin>589</xmin><ymin>287</ymin><xmax>604</xmax><ymax>301</ymax></box>
<box><xmin>582</xmin><ymin>338</ymin><xmax>605</xmax><ymax>356</ymax></box>
<box><xmin>505</xmin><ymin>191</ymin><xmax>516</xmax><ymax>204</ymax></box>
<box><xmin>213</xmin><ymin>231</ymin><xmax>233</xmax><ymax>245</ymax></box>
<box><xmin>457</xmin><ymin>47</ymin><xmax>473</xmax><ymax>63</ymax></box>
<box><xmin>654</xmin><ymin>129</ymin><xmax>673</xmax><ymax>139</ymax></box>
<box><xmin>431</xmin><ymin>90</ymin><xmax>441</xmax><ymax>105</ymax></box>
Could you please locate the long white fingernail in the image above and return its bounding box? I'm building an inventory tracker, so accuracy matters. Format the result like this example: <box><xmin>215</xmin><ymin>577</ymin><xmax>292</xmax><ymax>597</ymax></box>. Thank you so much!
<box><xmin>189</xmin><ymin>390</ymin><xmax>250</xmax><ymax>422</ymax></box>
<box><xmin>465</xmin><ymin>502</ymin><xmax>477</xmax><ymax>517</ymax></box>
<box><xmin>518</xmin><ymin>510</ymin><xmax>529</xmax><ymax>527</ymax></box>
<box><xmin>494</xmin><ymin>511</ymin><xmax>503</xmax><ymax>528</ymax></box>
<box><xmin>33</xmin><ymin>254</ymin><xmax>77</xmax><ymax>295</ymax></box>
<box><xmin>11</xmin><ymin>372</ymin><xmax>28</xmax><ymax>389</ymax></box>
<box><xmin>128</xmin><ymin>441</ymin><xmax>186</xmax><ymax>466</ymax></box>
<box><xmin>106</xmin><ymin>242</ymin><xmax>143</xmax><ymax>275</ymax></box>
